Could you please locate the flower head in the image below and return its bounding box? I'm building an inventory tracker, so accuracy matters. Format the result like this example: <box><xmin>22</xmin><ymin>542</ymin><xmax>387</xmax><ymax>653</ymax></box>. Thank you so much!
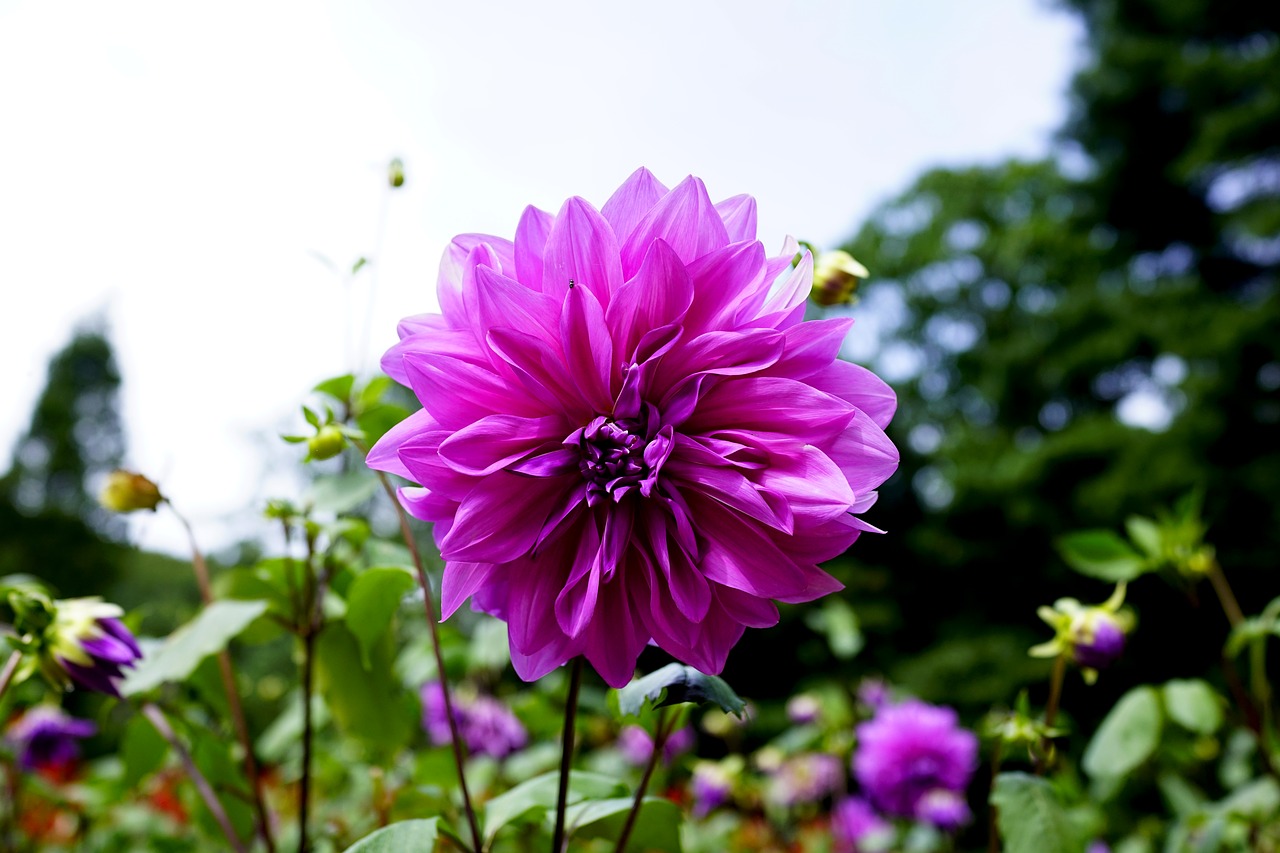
<box><xmin>8</xmin><ymin>594</ymin><xmax>143</xmax><ymax>697</ymax></box>
<box><xmin>617</xmin><ymin>723</ymin><xmax>694</xmax><ymax>767</ymax></box>
<box><xmin>831</xmin><ymin>796</ymin><xmax>892</xmax><ymax>853</ymax></box>
<box><xmin>810</xmin><ymin>250</ymin><xmax>869</xmax><ymax>307</ymax></box>
<box><xmin>99</xmin><ymin>470</ymin><xmax>163</xmax><ymax>513</ymax></box>
<box><xmin>369</xmin><ymin>169</ymin><xmax>898</xmax><ymax>687</ymax></box>
<box><xmin>1030</xmin><ymin>583</ymin><xmax>1133</xmax><ymax>683</ymax></box>
<box><xmin>765</xmin><ymin>752</ymin><xmax>844</xmax><ymax>807</ymax></box>
<box><xmin>420</xmin><ymin>682</ymin><xmax>526</xmax><ymax>759</ymax></box>
<box><xmin>852</xmin><ymin>699</ymin><xmax>977</xmax><ymax>823</ymax></box>
<box><xmin>5</xmin><ymin>705</ymin><xmax>96</xmax><ymax>777</ymax></box>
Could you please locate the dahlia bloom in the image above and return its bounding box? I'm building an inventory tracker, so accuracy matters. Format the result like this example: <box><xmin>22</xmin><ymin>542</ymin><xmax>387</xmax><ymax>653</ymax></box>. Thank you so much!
<box><xmin>830</xmin><ymin>796</ymin><xmax>892</xmax><ymax>853</ymax></box>
<box><xmin>420</xmin><ymin>682</ymin><xmax>527</xmax><ymax>759</ymax></box>
<box><xmin>5</xmin><ymin>705</ymin><xmax>96</xmax><ymax>775</ymax></box>
<box><xmin>43</xmin><ymin>599</ymin><xmax>142</xmax><ymax>697</ymax></box>
<box><xmin>1031</xmin><ymin>583</ymin><xmax>1132</xmax><ymax>683</ymax></box>
<box><xmin>369</xmin><ymin>169</ymin><xmax>898</xmax><ymax>687</ymax></box>
<box><xmin>852</xmin><ymin>699</ymin><xmax>977</xmax><ymax>824</ymax></box>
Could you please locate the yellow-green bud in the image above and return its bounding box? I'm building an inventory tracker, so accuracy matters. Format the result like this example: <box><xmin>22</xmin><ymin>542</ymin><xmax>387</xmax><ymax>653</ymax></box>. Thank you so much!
<box><xmin>99</xmin><ymin>470</ymin><xmax>163</xmax><ymax>513</ymax></box>
<box><xmin>307</xmin><ymin>425</ymin><xmax>346</xmax><ymax>461</ymax></box>
<box><xmin>388</xmin><ymin>158</ymin><xmax>405</xmax><ymax>189</ymax></box>
<box><xmin>810</xmin><ymin>250</ymin><xmax>869</xmax><ymax>307</ymax></box>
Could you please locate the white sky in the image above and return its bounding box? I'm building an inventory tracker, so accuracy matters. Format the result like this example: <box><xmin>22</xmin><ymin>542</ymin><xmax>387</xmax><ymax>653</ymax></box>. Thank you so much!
<box><xmin>0</xmin><ymin>0</ymin><xmax>1081</xmax><ymax>552</ymax></box>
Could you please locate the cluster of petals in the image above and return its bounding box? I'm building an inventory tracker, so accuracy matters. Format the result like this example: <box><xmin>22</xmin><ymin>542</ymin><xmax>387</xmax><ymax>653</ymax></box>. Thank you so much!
<box><xmin>852</xmin><ymin>699</ymin><xmax>978</xmax><ymax>828</ymax></box>
<box><xmin>5</xmin><ymin>705</ymin><xmax>97</xmax><ymax>775</ymax></box>
<box><xmin>369</xmin><ymin>168</ymin><xmax>898</xmax><ymax>687</ymax></box>
<box><xmin>45</xmin><ymin>598</ymin><xmax>143</xmax><ymax>697</ymax></box>
<box><xmin>420</xmin><ymin>682</ymin><xmax>527</xmax><ymax>759</ymax></box>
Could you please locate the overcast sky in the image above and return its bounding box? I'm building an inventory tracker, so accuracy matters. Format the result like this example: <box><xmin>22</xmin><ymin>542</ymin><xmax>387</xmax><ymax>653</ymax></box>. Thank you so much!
<box><xmin>0</xmin><ymin>0</ymin><xmax>1082</xmax><ymax>552</ymax></box>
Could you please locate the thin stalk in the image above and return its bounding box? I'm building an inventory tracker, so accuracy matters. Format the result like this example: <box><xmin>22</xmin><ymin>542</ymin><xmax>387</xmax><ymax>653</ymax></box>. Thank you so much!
<box><xmin>552</xmin><ymin>657</ymin><xmax>585</xmax><ymax>853</ymax></box>
<box><xmin>614</xmin><ymin>708</ymin><xmax>671</xmax><ymax>853</ymax></box>
<box><xmin>171</xmin><ymin>505</ymin><xmax>275</xmax><ymax>853</ymax></box>
<box><xmin>1036</xmin><ymin>654</ymin><xmax>1067</xmax><ymax>775</ymax></box>
<box><xmin>142</xmin><ymin>702</ymin><xmax>248</xmax><ymax>853</ymax></box>
<box><xmin>987</xmin><ymin>740</ymin><xmax>1004</xmax><ymax>853</ymax></box>
<box><xmin>0</xmin><ymin>650</ymin><xmax>21</xmax><ymax>703</ymax></box>
<box><xmin>1207</xmin><ymin>563</ymin><xmax>1245</xmax><ymax>628</ymax></box>
<box><xmin>371</xmin><ymin>466</ymin><xmax>481</xmax><ymax>852</ymax></box>
<box><xmin>298</xmin><ymin>530</ymin><xmax>321</xmax><ymax>853</ymax></box>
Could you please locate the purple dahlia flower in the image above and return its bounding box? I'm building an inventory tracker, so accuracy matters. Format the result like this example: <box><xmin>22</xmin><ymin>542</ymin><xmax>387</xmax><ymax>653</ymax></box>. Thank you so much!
<box><xmin>420</xmin><ymin>682</ymin><xmax>527</xmax><ymax>759</ymax></box>
<box><xmin>831</xmin><ymin>796</ymin><xmax>892</xmax><ymax>853</ymax></box>
<box><xmin>5</xmin><ymin>705</ymin><xmax>97</xmax><ymax>774</ymax></box>
<box><xmin>691</xmin><ymin>759</ymin><xmax>737</xmax><ymax>818</ymax></box>
<box><xmin>45</xmin><ymin>599</ymin><xmax>142</xmax><ymax>697</ymax></box>
<box><xmin>369</xmin><ymin>168</ymin><xmax>898</xmax><ymax>687</ymax></box>
<box><xmin>617</xmin><ymin>723</ymin><xmax>694</xmax><ymax>767</ymax></box>
<box><xmin>852</xmin><ymin>699</ymin><xmax>977</xmax><ymax>822</ymax></box>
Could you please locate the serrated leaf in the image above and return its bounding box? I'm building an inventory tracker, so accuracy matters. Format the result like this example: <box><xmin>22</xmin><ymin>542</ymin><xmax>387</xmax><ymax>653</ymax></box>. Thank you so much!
<box><xmin>564</xmin><ymin>796</ymin><xmax>683</xmax><ymax>852</ymax></box>
<box><xmin>1083</xmin><ymin>686</ymin><xmax>1163</xmax><ymax>779</ymax></box>
<box><xmin>1056</xmin><ymin>530</ymin><xmax>1148</xmax><ymax>581</ymax></box>
<box><xmin>615</xmin><ymin>664</ymin><xmax>745</xmax><ymax>718</ymax></box>
<box><xmin>308</xmin><ymin>471</ymin><xmax>379</xmax><ymax>514</ymax></box>
<box><xmin>342</xmin><ymin>818</ymin><xmax>437</xmax><ymax>852</ymax></box>
<box><xmin>482</xmin><ymin>770</ymin><xmax>626</xmax><ymax>844</ymax></box>
<box><xmin>991</xmin><ymin>773</ymin><xmax>1074</xmax><ymax>853</ymax></box>
<box><xmin>121</xmin><ymin>600</ymin><xmax>268</xmax><ymax>696</ymax></box>
<box><xmin>345</xmin><ymin>567</ymin><xmax>415</xmax><ymax>669</ymax></box>
<box><xmin>1162</xmin><ymin>679</ymin><xmax>1222</xmax><ymax>734</ymax></box>
<box><xmin>315</xmin><ymin>374</ymin><xmax>356</xmax><ymax>405</ymax></box>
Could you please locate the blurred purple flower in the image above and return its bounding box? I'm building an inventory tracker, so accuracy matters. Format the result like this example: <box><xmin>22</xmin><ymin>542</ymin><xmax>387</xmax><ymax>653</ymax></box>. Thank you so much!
<box><xmin>853</xmin><ymin>699</ymin><xmax>977</xmax><ymax>824</ymax></box>
<box><xmin>766</xmin><ymin>752</ymin><xmax>844</xmax><ymax>807</ymax></box>
<box><xmin>368</xmin><ymin>169</ymin><xmax>898</xmax><ymax>687</ymax></box>
<box><xmin>831</xmin><ymin>796</ymin><xmax>892</xmax><ymax>853</ymax></box>
<box><xmin>617</xmin><ymin>723</ymin><xmax>694</xmax><ymax>767</ymax></box>
<box><xmin>1072</xmin><ymin>614</ymin><xmax>1126</xmax><ymax>670</ymax></box>
<box><xmin>691</xmin><ymin>759</ymin><xmax>737</xmax><ymax>818</ymax></box>
<box><xmin>786</xmin><ymin>693</ymin><xmax>822</xmax><ymax>725</ymax></box>
<box><xmin>915</xmin><ymin>788</ymin><xmax>971</xmax><ymax>831</ymax></box>
<box><xmin>856</xmin><ymin>679</ymin><xmax>891</xmax><ymax>712</ymax></box>
<box><xmin>420</xmin><ymin>682</ymin><xmax>527</xmax><ymax>759</ymax></box>
<box><xmin>5</xmin><ymin>705</ymin><xmax>96</xmax><ymax>774</ymax></box>
<box><xmin>1086</xmin><ymin>842</ymin><xmax>1111</xmax><ymax>853</ymax></box>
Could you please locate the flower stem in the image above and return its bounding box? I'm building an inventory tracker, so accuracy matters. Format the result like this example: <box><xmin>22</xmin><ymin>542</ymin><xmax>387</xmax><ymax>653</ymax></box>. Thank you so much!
<box><xmin>987</xmin><ymin>740</ymin><xmax>1004</xmax><ymax>853</ymax></box>
<box><xmin>0</xmin><ymin>650</ymin><xmax>21</xmax><ymax>704</ymax></box>
<box><xmin>171</xmin><ymin>504</ymin><xmax>275</xmax><ymax>853</ymax></box>
<box><xmin>614</xmin><ymin>708</ymin><xmax>671</xmax><ymax>853</ymax></box>
<box><xmin>142</xmin><ymin>702</ymin><xmax>248</xmax><ymax>853</ymax></box>
<box><xmin>298</xmin><ymin>529</ymin><xmax>323</xmax><ymax>853</ymax></box>
<box><xmin>553</xmin><ymin>657</ymin><xmax>585</xmax><ymax>853</ymax></box>
<box><xmin>371</xmin><ymin>467</ymin><xmax>481</xmax><ymax>852</ymax></box>
<box><xmin>1206</xmin><ymin>562</ymin><xmax>1245</xmax><ymax>628</ymax></box>
<box><xmin>1036</xmin><ymin>654</ymin><xmax>1067</xmax><ymax>775</ymax></box>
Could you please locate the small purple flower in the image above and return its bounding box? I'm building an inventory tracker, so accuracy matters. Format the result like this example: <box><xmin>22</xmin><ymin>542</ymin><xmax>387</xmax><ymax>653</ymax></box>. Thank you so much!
<box><xmin>915</xmin><ymin>788</ymin><xmax>971</xmax><ymax>831</ymax></box>
<box><xmin>1086</xmin><ymin>842</ymin><xmax>1111</xmax><ymax>853</ymax></box>
<box><xmin>853</xmin><ymin>699</ymin><xmax>977</xmax><ymax>821</ymax></box>
<box><xmin>420</xmin><ymin>682</ymin><xmax>527</xmax><ymax>759</ymax></box>
<box><xmin>831</xmin><ymin>796</ymin><xmax>892</xmax><ymax>853</ymax></box>
<box><xmin>617</xmin><ymin>724</ymin><xmax>694</xmax><ymax>767</ymax></box>
<box><xmin>5</xmin><ymin>706</ymin><xmax>96</xmax><ymax>774</ymax></box>
<box><xmin>691</xmin><ymin>759</ymin><xmax>738</xmax><ymax>818</ymax></box>
<box><xmin>45</xmin><ymin>599</ymin><xmax>143</xmax><ymax>697</ymax></box>
<box><xmin>765</xmin><ymin>752</ymin><xmax>843</xmax><ymax>807</ymax></box>
<box><xmin>786</xmin><ymin>693</ymin><xmax>822</xmax><ymax>725</ymax></box>
<box><xmin>1071</xmin><ymin>613</ymin><xmax>1126</xmax><ymax>671</ymax></box>
<box><xmin>856</xmin><ymin>679</ymin><xmax>891</xmax><ymax>712</ymax></box>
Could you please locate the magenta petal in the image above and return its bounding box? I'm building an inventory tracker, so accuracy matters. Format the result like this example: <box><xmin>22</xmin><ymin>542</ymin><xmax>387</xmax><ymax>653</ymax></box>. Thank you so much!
<box><xmin>810</xmin><ymin>360</ymin><xmax>899</xmax><ymax>430</ymax></box>
<box><xmin>441</xmin><ymin>561</ymin><xmax>497</xmax><ymax>619</ymax></box>
<box><xmin>644</xmin><ymin>508</ymin><xmax>711</xmax><ymax>622</ymax></box>
<box><xmin>601</xmin><ymin>167</ymin><xmax>669</xmax><ymax>246</ymax></box>
<box><xmin>398</xmin><ymin>486</ymin><xmax>455</xmax><ymax>523</ymax></box>
<box><xmin>826</xmin><ymin>409</ymin><xmax>901</xmax><ymax>495</ymax></box>
<box><xmin>684</xmin><ymin>377</ymin><xmax>856</xmax><ymax>445</ymax></box>
<box><xmin>367</xmin><ymin>409</ymin><xmax>436</xmax><ymax>480</ymax></box>
<box><xmin>683</xmin><ymin>241</ymin><xmax>768</xmax><ymax>335</ymax></box>
<box><xmin>764</xmin><ymin>318</ymin><xmax>855</xmax><ymax>381</ymax></box>
<box><xmin>473</xmin><ymin>265</ymin><xmax>561</xmax><ymax>342</ymax></box>
<box><xmin>620</xmin><ymin>175</ymin><xmax>730</xmax><ymax>277</ymax></box>
<box><xmin>559</xmin><ymin>285</ymin><xmax>615</xmax><ymax>412</ymax></box>
<box><xmin>715</xmin><ymin>194</ymin><xmax>758</xmax><ymax>243</ymax></box>
<box><xmin>554</xmin><ymin>521</ymin><xmax>603</xmax><ymax>637</ymax></box>
<box><xmin>438</xmin><ymin>414</ymin><xmax>567</xmax><ymax>476</ymax></box>
<box><xmin>402</xmin><ymin>350</ymin><xmax>546</xmax><ymax>429</ymax></box>
<box><xmin>440</xmin><ymin>472</ymin><xmax>574</xmax><ymax>563</ymax></box>
<box><xmin>716</xmin><ymin>584</ymin><xmax>780</xmax><ymax>629</ymax></box>
<box><xmin>756</xmin><ymin>444</ymin><xmax>856</xmax><ymax>523</ymax></box>
<box><xmin>542</xmin><ymin>197</ymin><xmax>623</xmax><ymax>305</ymax></box>
<box><xmin>514</xmin><ymin>205</ymin><xmax>553</xmax><ymax>292</ymax></box>
<box><xmin>487</xmin><ymin>327</ymin><xmax>592</xmax><ymax>419</ymax></box>
<box><xmin>606</xmin><ymin>239</ymin><xmax>694</xmax><ymax>360</ymax></box>
<box><xmin>583</xmin><ymin>572</ymin><xmax>650</xmax><ymax>687</ymax></box>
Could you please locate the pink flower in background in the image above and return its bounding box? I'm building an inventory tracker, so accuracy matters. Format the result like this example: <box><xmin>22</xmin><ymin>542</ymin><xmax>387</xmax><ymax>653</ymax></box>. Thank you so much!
<box><xmin>420</xmin><ymin>682</ymin><xmax>527</xmax><ymax>759</ymax></box>
<box><xmin>831</xmin><ymin>796</ymin><xmax>892</xmax><ymax>853</ymax></box>
<box><xmin>369</xmin><ymin>169</ymin><xmax>898</xmax><ymax>687</ymax></box>
<box><xmin>852</xmin><ymin>699</ymin><xmax>977</xmax><ymax>826</ymax></box>
<box><xmin>617</xmin><ymin>723</ymin><xmax>695</xmax><ymax>767</ymax></box>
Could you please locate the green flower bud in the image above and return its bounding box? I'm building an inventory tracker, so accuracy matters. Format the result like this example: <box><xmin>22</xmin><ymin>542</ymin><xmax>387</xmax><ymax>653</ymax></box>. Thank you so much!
<box><xmin>307</xmin><ymin>425</ymin><xmax>347</xmax><ymax>461</ymax></box>
<box><xmin>810</xmin><ymin>250</ymin><xmax>869</xmax><ymax>307</ymax></box>
<box><xmin>99</xmin><ymin>470</ymin><xmax>163</xmax><ymax>513</ymax></box>
<box><xmin>388</xmin><ymin>158</ymin><xmax>405</xmax><ymax>189</ymax></box>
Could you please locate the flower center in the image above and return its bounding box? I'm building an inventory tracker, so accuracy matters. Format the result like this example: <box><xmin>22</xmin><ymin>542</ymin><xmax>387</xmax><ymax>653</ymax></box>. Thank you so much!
<box><xmin>570</xmin><ymin>410</ymin><xmax>672</xmax><ymax>506</ymax></box>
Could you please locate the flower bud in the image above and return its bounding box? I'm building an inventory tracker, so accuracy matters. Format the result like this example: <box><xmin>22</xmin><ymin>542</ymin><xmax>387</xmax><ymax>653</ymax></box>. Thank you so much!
<box><xmin>99</xmin><ymin>470</ymin><xmax>162</xmax><ymax>513</ymax></box>
<box><xmin>388</xmin><ymin>158</ymin><xmax>405</xmax><ymax>189</ymax></box>
<box><xmin>15</xmin><ymin>597</ymin><xmax>143</xmax><ymax>697</ymax></box>
<box><xmin>1030</xmin><ymin>583</ymin><xmax>1132</xmax><ymax>683</ymax></box>
<box><xmin>1068</xmin><ymin>609</ymin><xmax>1127</xmax><ymax>670</ymax></box>
<box><xmin>307</xmin><ymin>425</ymin><xmax>347</xmax><ymax>461</ymax></box>
<box><xmin>810</xmin><ymin>250</ymin><xmax>869</xmax><ymax>307</ymax></box>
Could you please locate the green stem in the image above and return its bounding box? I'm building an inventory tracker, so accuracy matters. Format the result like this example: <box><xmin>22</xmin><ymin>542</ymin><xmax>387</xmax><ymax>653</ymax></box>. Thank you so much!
<box><xmin>1207</xmin><ymin>563</ymin><xmax>1245</xmax><ymax>628</ymax></box>
<box><xmin>987</xmin><ymin>740</ymin><xmax>1004</xmax><ymax>853</ymax></box>
<box><xmin>1036</xmin><ymin>654</ymin><xmax>1067</xmax><ymax>774</ymax></box>
<box><xmin>0</xmin><ymin>650</ymin><xmax>20</xmax><ymax>704</ymax></box>
<box><xmin>552</xmin><ymin>658</ymin><xmax>585</xmax><ymax>853</ymax></box>
<box><xmin>614</xmin><ymin>708</ymin><xmax>671</xmax><ymax>853</ymax></box>
<box><xmin>372</xmin><ymin>467</ymin><xmax>480</xmax><ymax>852</ymax></box>
<box><xmin>142</xmin><ymin>702</ymin><xmax>248</xmax><ymax>853</ymax></box>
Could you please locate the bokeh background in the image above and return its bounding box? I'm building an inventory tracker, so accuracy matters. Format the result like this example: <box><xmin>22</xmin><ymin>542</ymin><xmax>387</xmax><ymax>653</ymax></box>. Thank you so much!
<box><xmin>2</xmin><ymin>0</ymin><xmax>1277</xmax><ymax>795</ymax></box>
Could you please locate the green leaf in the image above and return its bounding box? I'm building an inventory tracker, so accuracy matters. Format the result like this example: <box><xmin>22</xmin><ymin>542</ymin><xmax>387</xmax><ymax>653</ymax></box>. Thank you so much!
<box><xmin>1156</xmin><ymin>772</ymin><xmax>1206</xmax><ymax>818</ymax></box>
<box><xmin>315</xmin><ymin>374</ymin><xmax>356</xmax><ymax>405</ymax></box>
<box><xmin>121</xmin><ymin>714</ymin><xmax>169</xmax><ymax>788</ymax></box>
<box><xmin>342</xmin><ymin>818</ymin><xmax>438</xmax><ymax>852</ymax></box>
<box><xmin>482</xmin><ymin>770</ymin><xmax>626</xmax><ymax>844</ymax></box>
<box><xmin>614</xmin><ymin>664</ymin><xmax>746</xmax><ymax>718</ymax></box>
<box><xmin>567</xmin><ymin>796</ymin><xmax>683</xmax><ymax>852</ymax></box>
<box><xmin>315</xmin><ymin>622</ymin><xmax>413</xmax><ymax>755</ymax></box>
<box><xmin>1082</xmin><ymin>686</ymin><xmax>1163</xmax><ymax>779</ymax></box>
<box><xmin>121</xmin><ymin>600</ymin><xmax>268</xmax><ymax>696</ymax></box>
<box><xmin>345</xmin><ymin>567</ymin><xmax>416</xmax><ymax>669</ymax></box>
<box><xmin>1055</xmin><ymin>530</ymin><xmax>1148</xmax><ymax>581</ymax></box>
<box><xmin>1162</xmin><ymin>679</ymin><xmax>1222</xmax><ymax>734</ymax></box>
<box><xmin>1124</xmin><ymin>515</ymin><xmax>1163</xmax><ymax>559</ymax></box>
<box><xmin>308</xmin><ymin>471</ymin><xmax>379</xmax><ymax>514</ymax></box>
<box><xmin>990</xmin><ymin>772</ymin><xmax>1074</xmax><ymax>853</ymax></box>
<box><xmin>803</xmin><ymin>597</ymin><xmax>864</xmax><ymax>660</ymax></box>
<box><xmin>468</xmin><ymin>618</ymin><xmax>511</xmax><ymax>673</ymax></box>
<box><xmin>1219</xmin><ymin>777</ymin><xmax>1280</xmax><ymax>820</ymax></box>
